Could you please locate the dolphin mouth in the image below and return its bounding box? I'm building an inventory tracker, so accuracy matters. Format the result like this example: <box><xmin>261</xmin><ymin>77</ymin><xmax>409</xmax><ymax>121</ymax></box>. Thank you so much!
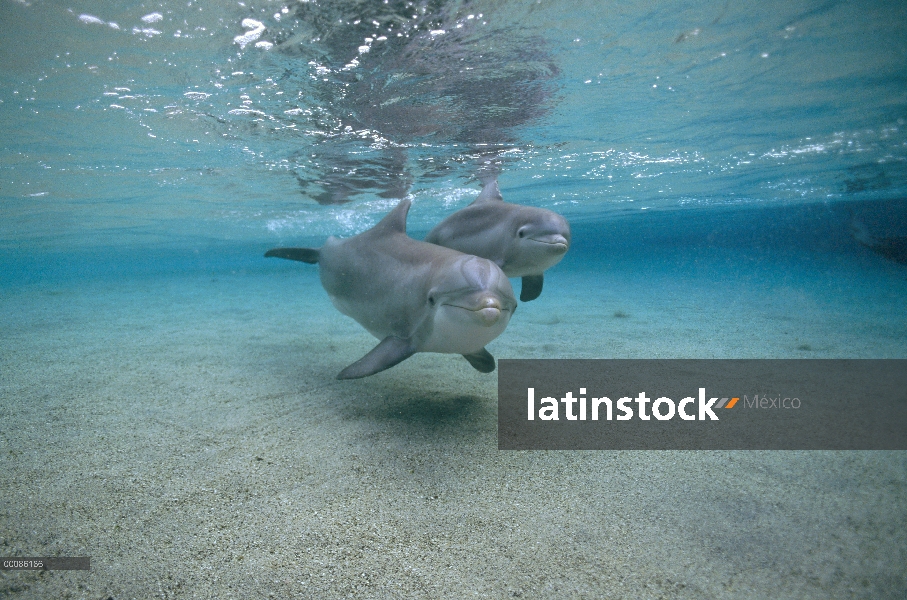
<box><xmin>528</xmin><ymin>234</ymin><xmax>570</xmax><ymax>251</ymax></box>
<box><xmin>445</xmin><ymin>298</ymin><xmax>512</xmax><ymax>326</ymax></box>
<box><xmin>475</xmin><ymin>306</ymin><xmax>502</xmax><ymax>326</ymax></box>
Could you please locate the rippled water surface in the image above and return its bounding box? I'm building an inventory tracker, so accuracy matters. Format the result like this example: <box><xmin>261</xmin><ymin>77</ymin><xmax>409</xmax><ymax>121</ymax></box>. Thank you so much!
<box><xmin>2</xmin><ymin>0</ymin><xmax>906</xmax><ymax>250</ymax></box>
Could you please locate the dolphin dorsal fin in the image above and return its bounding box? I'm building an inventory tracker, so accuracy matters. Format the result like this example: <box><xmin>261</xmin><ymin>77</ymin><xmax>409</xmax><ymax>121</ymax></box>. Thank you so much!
<box><xmin>472</xmin><ymin>179</ymin><xmax>504</xmax><ymax>204</ymax></box>
<box><xmin>371</xmin><ymin>198</ymin><xmax>411</xmax><ymax>235</ymax></box>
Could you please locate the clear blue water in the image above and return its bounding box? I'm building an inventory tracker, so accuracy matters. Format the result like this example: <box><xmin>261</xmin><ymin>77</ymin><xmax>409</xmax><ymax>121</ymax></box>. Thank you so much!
<box><xmin>2</xmin><ymin>0</ymin><xmax>907</xmax><ymax>597</ymax></box>
<box><xmin>2</xmin><ymin>0</ymin><xmax>907</xmax><ymax>256</ymax></box>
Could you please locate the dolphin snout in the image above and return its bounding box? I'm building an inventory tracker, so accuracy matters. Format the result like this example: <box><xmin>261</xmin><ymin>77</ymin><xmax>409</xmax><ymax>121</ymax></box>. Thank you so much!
<box><xmin>531</xmin><ymin>233</ymin><xmax>570</xmax><ymax>252</ymax></box>
<box><xmin>549</xmin><ymin>234</ymin><xmax>569</xmax><ymax>252</ymax></box>
<box><xmin>475</xmin><ymin>297</ymin><xmax>503</xmax><ymax>326</ymax></box>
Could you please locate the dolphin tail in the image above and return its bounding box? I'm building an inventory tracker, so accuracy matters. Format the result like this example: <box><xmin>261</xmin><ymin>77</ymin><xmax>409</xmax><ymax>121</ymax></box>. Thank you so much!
<box><xmin>520</xmin><ymin>275</ymin><xmax>544</xmax><ymax>302</ymax></box>
<box><xmin>337</xmin><ymin>336</ymin><xmax>417</xmax><ymax>380</ymax></box>
<box><xmin>264</xmin><ymin>247</ymin><xmax>320</xmax><ymax>263</ymax></box>
<box><xmin>462</xmin><ymin>348</ymin><xmax>496</xmax><ymax>373</ymax></box>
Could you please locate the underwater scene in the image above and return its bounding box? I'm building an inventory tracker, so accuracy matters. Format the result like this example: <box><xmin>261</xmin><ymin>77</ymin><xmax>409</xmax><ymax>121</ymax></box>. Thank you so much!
<box><xmin>2</xmin><ymin>0</ymin><xmax>906</xmax><ymax>597</ymax></box>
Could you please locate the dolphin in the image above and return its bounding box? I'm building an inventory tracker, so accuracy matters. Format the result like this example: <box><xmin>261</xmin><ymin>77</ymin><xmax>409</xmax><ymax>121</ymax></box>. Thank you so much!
<box><xmin>424</xmin><ymin>178</ymin><xmax>571</xmax><ymax>302</ymax></box>
<box><xmin>265</xmin><ymin>199</ymin><xmax>517</xmax><ymax>379</ymax></box>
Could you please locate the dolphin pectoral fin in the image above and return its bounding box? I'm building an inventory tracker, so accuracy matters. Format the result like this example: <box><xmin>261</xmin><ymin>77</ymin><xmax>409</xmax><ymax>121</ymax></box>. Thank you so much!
<box><xmin>462</xmin><ymin>348</ymin><xmax>496</xmax><ymax>373</ymax></box>
<box><xmin>520</xmin><ymin>275</ymin><xmax>544</xmax><ymax>302</ymax></box>
<box><xmin>264</xmin><ymin>247</ymin><xmax>320</xmax><ymax>264</ymax></box>
<box><xmin>336</xmin><ymin>336</ymin><xmax>417</xmax><ymax>380</ymax></box>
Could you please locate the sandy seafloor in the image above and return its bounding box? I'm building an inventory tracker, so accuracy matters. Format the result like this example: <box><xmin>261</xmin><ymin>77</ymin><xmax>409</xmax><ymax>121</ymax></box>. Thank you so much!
<box><xmin>2</xmin><ymin>205</ymin><xmax>906</xmax><ymax>599</ymax></box>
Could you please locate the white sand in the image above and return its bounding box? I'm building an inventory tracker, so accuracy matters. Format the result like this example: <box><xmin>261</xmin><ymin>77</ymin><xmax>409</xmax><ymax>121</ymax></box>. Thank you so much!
<box><xmin>1</xmin><ymin>237</ymin><xmax>906</xmax><ymax>598</ymax></box>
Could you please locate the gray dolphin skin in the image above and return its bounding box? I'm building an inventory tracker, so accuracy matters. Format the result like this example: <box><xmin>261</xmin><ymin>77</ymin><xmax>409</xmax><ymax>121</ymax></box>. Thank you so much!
<box><xmin>424</xmin><ymin>179</ymin><xmax>571</xmax><ymax>302</ymax></box>
<box><xmin>265</xmin><ymin>199</ymin><xmax>517</xmax><ymax>379</ymax></box>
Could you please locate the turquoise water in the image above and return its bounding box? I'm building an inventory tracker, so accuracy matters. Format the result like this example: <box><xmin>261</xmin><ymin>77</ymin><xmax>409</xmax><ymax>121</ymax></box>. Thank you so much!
<box><xmin>3</xmin><ymin>0</ymin><xmax>907</xmax><ymax>253</ymax></box>
<box><xmin>2</xmin><ymin>0</ymin><xmax>907</xmax><ymax>597</ymax></box>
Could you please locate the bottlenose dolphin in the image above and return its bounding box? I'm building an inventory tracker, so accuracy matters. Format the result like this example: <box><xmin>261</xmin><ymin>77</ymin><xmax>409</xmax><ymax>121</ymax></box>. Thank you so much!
<box><xmin>265</xmin><ymin>199</ymin><xmax>517</xmax><ymax>379</ymax></box>
<box><xmin>424</xmin><ymin>179</ymin><xmax>571</xmax><ymax>301</ymax></box>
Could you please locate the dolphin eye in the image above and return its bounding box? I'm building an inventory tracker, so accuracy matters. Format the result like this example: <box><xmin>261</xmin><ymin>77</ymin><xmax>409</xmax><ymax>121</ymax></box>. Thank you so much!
<box><xmin>518</xmin><ymin>227</ymin><xmax>527</xmax><ymax>238</ymax></box>
<box><xmin>428</xmin><ymin>294</ymin><xmax>436</xmax><ymax>306</ymax></box>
